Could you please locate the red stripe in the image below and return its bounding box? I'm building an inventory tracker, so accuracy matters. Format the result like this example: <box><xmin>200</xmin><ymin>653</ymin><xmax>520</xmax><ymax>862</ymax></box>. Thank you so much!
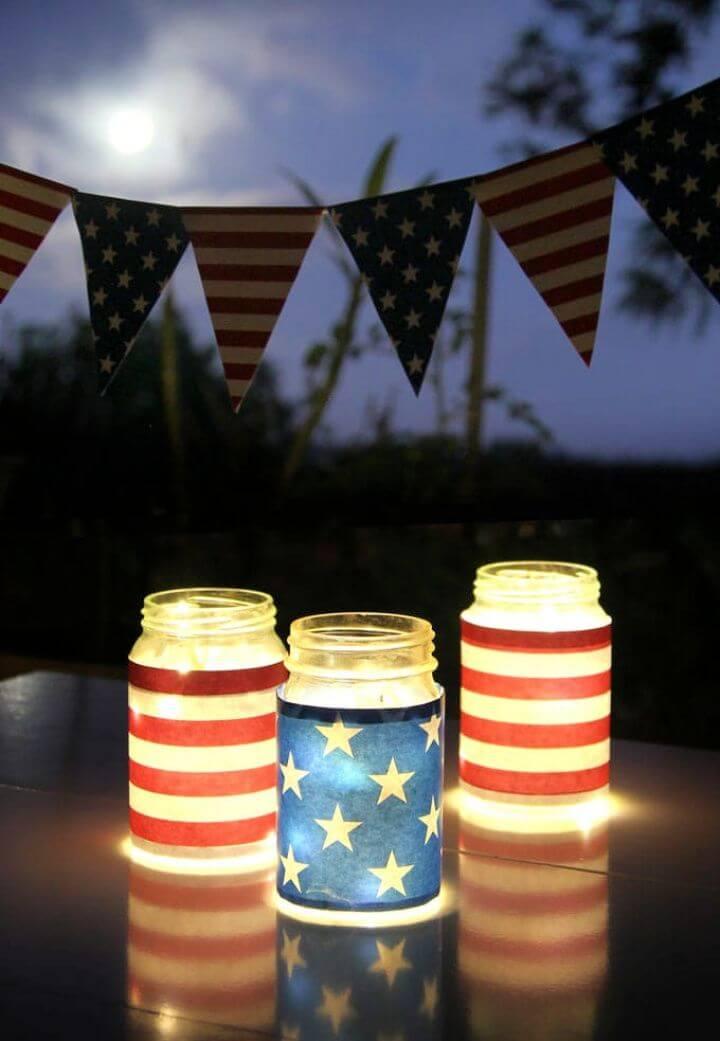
<box><xmin>129</xmin><ymin>709</ymin><xmax>275</xmax><ymax>746</ymax></box>
<box><xmin>184</xmin><ymin>205</ymin><xmax>321</xmax><ymax>215</ymax></box>
<box><xmin>461</xmin><ymin>666</ymin><xmax>611</xmax><ymax>699</ymax></box>
<box><xmin>459</xmin><ymin>760</ymin><xmax>609</xmax><ymax>794</ymax></box>
<box><xmin>129</xmin><ymin>872</ymin><xmax>270</xmax><ymax>910</ymax></box>
<box><xmin>561</xmin><ymin>312</ymin><xmax>599</xmax><ymax>336</ymax></box>
<box><xmin>216</xmin><ymin>329</ymin><xmax>271</xmax><ymax>347</ymax></box>
<box><xmin>129</xmin><ymin>923</ymin><xmax>275</xmax><ymax>961</ymax></box>
<box><xmin>0</xmin><ymin>163</ymin><xmax>71</xmax><ymax>193</ymax></box>
<box><xmin>480</xmin><ymin>162</ymin><xmax>610</xmax><ymax>217</ymax></box>
<box><xmin>0</xmin><ymin>254</ymin><xmax>23</xmax><ymax>276</ymax></box>
<box><xmin>207</xmin><ymin>296</ymin><xmax>284</xmax><ymax>314</ymax></box>
<box><xmin>460</xmin><ymin>714</ymin><xmax>609</xmax><ymax>747</ymax></box>
<box><xmin>129</xmin><ymin>809</ymin><xmax>275</xmax><ymax>846</ymax></box>
<box><xmin>502</xmin><ymin>196</ymin><xmax>613</xmax><ymax>248</ymax></box>
<box><xmin>129</xmin><ymin>760</ymin><xmax>276</xmax><ymax>795</ymax></box>
<box><xmin>542</xmin><ymin>274</ymin><xmax>605</xmax><ymax>307</ymax></box>
<box><xmin>460</xmin><ymin>877</ymin><xmax>607</xmax><ymax>915</ymax></box>
<box><xmin>0</xmin><ymin>187</ymin><xmax>61</xmax><ymax>222</ymax></box>
<box><xmin>198</xmin><ymin>263</ymin><xmax>301</xmax><ymax>281</ymax></box>
<box><xmin>0</xmin><ymin>221</ymin><xmax>43</xmax><ymax>249</ymax></box>
<box><xmin>461</xmin><ymin>620</ymin><xmax>611</xmax><ymax>651</ymax></box>
<box><xmin>459</xmin><ymin>827</ymin><xmax>609</xmax><ymax>863</ymax></box>
<box><xmin>223</xmin><ymin>362</ymin><xmax>258</xmax><ymax>380</ymax></box>
<box><xmin>521</xmin><ymin>235</ymin><xmax>608</xmax><ymax>277</ymax></box>
<box><xmin>191</xmin><ymin>230</ymin><xmax>314</xmax><ymax>248</ymax></box>
<box><xmin>128</xmin><ymin>660</ymin><xmax>286</xmax><ymax>695</ymax></box>
<box><xmin>460</xmin><ymin>925</ymin><xmax>606</xmax><ymax>961</ymax></box>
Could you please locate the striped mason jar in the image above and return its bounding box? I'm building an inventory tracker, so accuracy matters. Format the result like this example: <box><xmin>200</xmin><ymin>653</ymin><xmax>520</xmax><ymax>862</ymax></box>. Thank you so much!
<box><xmin>128</xmin><ymin>588</ymin><xmax>287</xmax><ymax>866</ymax></box>
<box><xmin>460</xmin><ymin>562</ymin><xmax>611</xmax><ymax>808</ymax></box>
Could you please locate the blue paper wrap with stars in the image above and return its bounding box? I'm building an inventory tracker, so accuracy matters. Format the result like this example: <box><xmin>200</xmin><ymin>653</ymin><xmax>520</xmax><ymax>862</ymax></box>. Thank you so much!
<box><xmin>277</xmin><ymin>691</ymin><xmax>444</xmax><ymax>911</ymax></box>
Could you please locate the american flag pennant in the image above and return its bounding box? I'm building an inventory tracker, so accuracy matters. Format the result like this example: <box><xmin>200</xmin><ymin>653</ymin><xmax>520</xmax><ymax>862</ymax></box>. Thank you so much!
<box><xmin>0</xmin><ymin>164</ymin><xmax>71</xmax><ymax>307</ymax></box>
<box><xmin>470</xmin><ymin>141</ymin><xmax>615</xmax><ymax>366</ymax></box>
<box><xmin>594</xmin><ymin>77</ymin><xmax>720</xmax><ymax>308</ymax></box>
<box><xmin>182</xmin><ymin>207</ymin><xmax>323</xmax><ymax>411</ymax></box>
<box><xmin>329</xmin><ymin>181</ymin><xmax>475</xmax><ymax>393</ymax></box>
<box><xmin>72</xmin><ymin>191</ymin><xmax>189</xmax><ymax>392</ymax></box>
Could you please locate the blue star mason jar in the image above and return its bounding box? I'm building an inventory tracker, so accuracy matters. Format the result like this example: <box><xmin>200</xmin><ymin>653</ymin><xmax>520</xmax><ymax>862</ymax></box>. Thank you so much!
<box><xmin>276</xmin><ymin>613</ymin><xmax>444</xmax><ymax>922</ymax></box>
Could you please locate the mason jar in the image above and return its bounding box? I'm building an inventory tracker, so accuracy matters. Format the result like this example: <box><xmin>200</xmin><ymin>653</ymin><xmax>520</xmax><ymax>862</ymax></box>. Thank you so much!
<box><xmin>277</xmin><ymin>613</ymin><xmax>444</xmax><ymax>919</ymax></box>
<box><xmin>460</xmin><ymin>562</ymin><xmax>612</xmax><ymax>810</ymax></box>
<box><xmin>128</xmin><ymin>588</ymin><xmax>287</xmax><ymax>867</ymax></box>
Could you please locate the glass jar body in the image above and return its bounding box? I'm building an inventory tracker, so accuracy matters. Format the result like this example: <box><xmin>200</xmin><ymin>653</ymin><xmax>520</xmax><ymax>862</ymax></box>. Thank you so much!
<box><xmin>460</xmin><ymin>562</ymin><xmax>612</xmax><ymax>810</ymax></box>
<box><xmin>278</xmin><ymin>613</ymin><xmax>444</xmax><ymax>920</ymax></box>
<box><xmin>128</xmin><ymin>588</ymin><xmax>286</xmax><ymax>868</ymax></box>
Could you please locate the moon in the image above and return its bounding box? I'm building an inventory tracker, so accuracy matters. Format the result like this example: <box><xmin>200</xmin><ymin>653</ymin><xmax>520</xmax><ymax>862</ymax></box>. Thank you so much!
<box><xmin>107</xmin><ymin>108</ymin><xmax>155</xmax><ymax>155</ymax></box>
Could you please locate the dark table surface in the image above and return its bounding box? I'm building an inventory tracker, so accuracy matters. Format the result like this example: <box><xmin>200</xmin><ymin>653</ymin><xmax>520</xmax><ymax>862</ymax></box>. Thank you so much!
<box><xmin>1</xmin><ymin>670</ymin><xmax>719</xmax><ymax>1039</ymax></box>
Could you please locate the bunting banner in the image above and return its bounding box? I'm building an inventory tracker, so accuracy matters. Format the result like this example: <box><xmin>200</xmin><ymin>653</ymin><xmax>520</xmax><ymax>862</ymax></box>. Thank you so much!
<box><xmin>0</xmin><ymin>164</ymin><xmax>71</xmax><ymax>307</ymax></box>
<box><xmin>182</xmin><ymin>207</ymin><xmax>322</xmax><ymax>411</ymax></box>
<box><xmin>73</xmin><ymin>191</ymin><xmax>189</xmax><ymax>391</ymax></box>
<box><xmin>595</xmin><ymin>77</ymin><xmax>720</xmax><ymax>305</ymax></box>
<box><xmin>2</xmin><ymin>75</ymin><xmax>720</xmax><ymax>408</ymax></box>
<box><xmin>330</xmin><ymin>181</ymin><xmax>474</xmax><ymax>392</ymax></box>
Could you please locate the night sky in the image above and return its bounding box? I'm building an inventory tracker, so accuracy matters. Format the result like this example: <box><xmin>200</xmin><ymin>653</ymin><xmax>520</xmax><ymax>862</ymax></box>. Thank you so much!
<box><xmin>2</xmin><ymin>0</ymin><xmax>720</xmax><ymax>461</ymax></box>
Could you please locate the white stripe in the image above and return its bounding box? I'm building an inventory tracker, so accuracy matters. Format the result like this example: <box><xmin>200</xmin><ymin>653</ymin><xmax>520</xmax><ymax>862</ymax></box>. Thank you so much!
<box><xmin>460</xmin><ymin>736</ymin><xmax>609</xmax><ymax>772</ymax></box>
<box><xmin>461</xmin><ymin>948</ymin><xmax>606</xmax><ymax>989</ymax></box>
<box><xmin>491</xmin><ymin>178</ymin><xmax>612</xmax><ymax>233</ymax></box>
<box><xmin>128</xmin><ymin>685</ymin><xmax>276</xmax><ymax>721</ymax></box>
<box><xmin>129</xmin><ymin>895</ymin><xmax>272</xmax><ymax>937</ymax></box>
<box><xmin>461</xmin><ymin>690</ymin><xmax>610</xmax><ymax>725</ymax></box>
<box><xmin>460</xmin><ymin>858</ymin><xmax>607</xmax><ymax>893</ymax></box>
<box><xmin>552</xmin><ymin>292</ymin><xmax>603</xmax><ymax>322</ymax></box>
<box><xmin>201</xmin><ymin>280</ymin><xmax>293</xmax><ymax>297</ymax></box>
<box><xmin>193</xmin><ymin>247</ymin><xmax>307</xmax><ymax>265</ymax></box>
<box><xmin>129</xmin><ymin>783</ymin><xmax>276</xmax><ymax>823</ymax></box>
<box><xmin>464</xmin><ymin>903</ymin><xmax>606</xmax><ymax>942</ymax></box>
<box><xmin>226</xmin><ymin>378</ymin><xmax>252</xmax><ymax>395</ymax></box>
<box><xmin>461</xmin><ymin>641</ymin><xmax>611</xmax><ymax>677</ymax></box>
<box><xmin>128</xmin><ymin>734</ymin><xmax>275</xmax><ymax>772</ymax></box>
<box><xmin>461</xmin><ymin>781</ymin><xmax>609</xmax><ymax>806</ymax></box>
<box><xmin>0</xmin><ymin>237</ymin><xmax>33</xmax><ymax>262</ymax></box>
<box><xmin>473</xmin><ymin>144</ymin><xmax>602</xmax><ymax>201</ymax></box>
<box><xmin>128</xmin><ymin>948</ymin><xmax>275</xmax><ymax>988</ymax></box>
<box><xmin>211</xmin><ymin>313</ymin><xmax>276</xmax><ymax>331</ymax></box>
<box><xmin>571</xmin><ymin>331</ymin><xmax>597</xmax><ymax>353</ymax></box>
<box><xmin>220</xmin><ymin>346</ymin><xmax>265</xmax><ymax>365</ymax></box>
<box><xmin>184</xmin><ymin>212</ymin><xmax>319</xmax><ymax>233</ymax></box>
<box><xmin>0</xmin><ymin>270</ymin><xmax>14</xmax><ymax>290</ymax></box>
<box><xmin>0</xmin><ymin>172</ymin><xmax>68</xmax><ymax>210</ymax></box>
<box><xmin>0</xmin><ymin>206</ymin><xmax>51</xmax><ymax>235</ymax></box>
<box><xmin>532</xmin><ymin>253</ymin><xmax>607</xmax><ymax>292</ymax></box>
<box><xmin>511</xmin><ymin>217</ymin><xmax>610</xmax><ymax>263</ymax></box>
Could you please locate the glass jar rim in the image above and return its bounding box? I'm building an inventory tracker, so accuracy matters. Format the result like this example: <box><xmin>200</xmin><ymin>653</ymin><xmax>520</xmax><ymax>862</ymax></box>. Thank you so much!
<box><xmin>474</xmin><ymin>561</ymin><xmax>600</xmax><ymax>602</ymax></box>
<box><xmin>288</xmin><ymin>612</ymin><xmax>434</xmax><ymax>651</ymax></box>
<box><xmin>142</xmin><ymin>588</ymin><xmax>276</xmax><ymax>635</ymax></box>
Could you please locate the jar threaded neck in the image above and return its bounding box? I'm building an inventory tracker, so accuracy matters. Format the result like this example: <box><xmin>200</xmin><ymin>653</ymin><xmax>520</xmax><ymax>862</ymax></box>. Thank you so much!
<box><xmin>142</xmin><ymin>588</ymin><xmax>276</xmax><ymax>637</ymax></box>
<box><xmin>473</xmin><ymin>562</ymin><xmax>600</xmax><ymax>606</ymax></box>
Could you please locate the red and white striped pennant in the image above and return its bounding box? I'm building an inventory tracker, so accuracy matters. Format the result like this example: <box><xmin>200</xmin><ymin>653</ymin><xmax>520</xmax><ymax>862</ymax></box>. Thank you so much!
<box><xmin>183</xmin><ymin>207</ymin><xmax>323</xmax><ymax>410</ymax></box>
<box><xmin>0</xmin><ymin>164</ymin><xmax>71</xmax><ymax>306</ymax></box>
<box><xmin>470</xmin><ymin>142</ymin><xmax>615</xmax><ymax>366</ymax></box>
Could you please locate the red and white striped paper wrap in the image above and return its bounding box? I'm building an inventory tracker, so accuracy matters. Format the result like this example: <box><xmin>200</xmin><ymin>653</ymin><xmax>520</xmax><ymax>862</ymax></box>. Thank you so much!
<box><xmin>460</xmin><ymin>619</ymin><xmax>611</xmax><ymax>802</ymax></box>
<box><xmin>128</xmin><ymin>660</ymin><xmax>287</xmax><ymax>857</ymax></box>
<box><xmin>128</xmin><ymin>862</ymin><xmax>276</xmax><ymax>1031</ymax></box>
<box><xmin>459</xmin><ymin>818</ymin><xmax>608</xmax><ymax>1037</ymax></box>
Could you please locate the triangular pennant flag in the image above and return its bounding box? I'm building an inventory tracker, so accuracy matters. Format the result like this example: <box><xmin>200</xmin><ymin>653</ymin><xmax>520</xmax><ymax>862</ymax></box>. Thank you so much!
<box><xmin>330</xmin><ymin>181</ymin><xmax>474</xmax><ymax>393</ymax></box>
<box><xmin>594</xmin><ymin>78</ymin><xmax>720</xmax><ymax>308</ymax></box>
<box><xmin>182</xmin><ymin>207</ymin><xmax>323</xmax><ymax>411</ymax></box>
<box><xmin>73</xmin><ymin>191</ymin><xmax>189</xmax><ymax>392</ymax></box>
<box><xmin>471</xmin><ymin>141</ymin><xmax>615</xmax><ymax>366</ymax></box>
<box><xmin>0</xmin><ymin>164</ymin><xmax>71</xmax><ymax>307</ymax></box>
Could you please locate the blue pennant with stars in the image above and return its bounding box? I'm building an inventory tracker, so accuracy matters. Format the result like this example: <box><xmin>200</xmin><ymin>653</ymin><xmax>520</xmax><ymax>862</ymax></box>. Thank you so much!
<box><xmin>72</xmin><ymin>191</ymin><xmax>189</xmax><ymax>392</ymax></box>
<box><xmin>595</xmin><ymin>77</ymin><xmax>720</xmax><ymax>302</ymax></box>
<box><xmin>330</xmin><ymin>181</ymin><xmax>474</xmax><ymax>393</ymax></box>
<box><xmin>277</xmin><ymin>911</ymin><xmax>442</xmax><ymax>1041</ymax></box>
<box><xmin>277</xmin><ymin>695</ymin><xmax>444</xmax><ymax>912</ymax></box>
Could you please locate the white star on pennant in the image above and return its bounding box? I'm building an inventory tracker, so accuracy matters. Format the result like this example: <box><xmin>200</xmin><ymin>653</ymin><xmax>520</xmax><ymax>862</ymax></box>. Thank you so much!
<box><xmin>352</xmin><ymin>227</ymin><xmax>369</xmax><ymax>247</ymax></box>
<box><xmin>407</xmin><ymin>354</ymin><xmax>425</xmax><ymax>375</ymax></box>
<box><xmin>637</xmin><ymin>117</ymin><xmax>654</xmax><ymax>140</ymax></box>
<box><xmin>445</xmin><ymin>207</ymin><xmax>463</xmax><ymax>228</ymax></box>
<box><xmin>146</xmin><ymin>208</ymin><xmax>161</xmax><ymax>226</ymax></box>
<box><xmin>102</xmin><ymin>245</ymin><xmax>117</xmax><ymax>264</ymax></box>
<box><xmin>378</xmin><ymin>245</ymin><xmax>395</xmax><ymax>265</ymax></box>
<box><xmin>402</xmin><ymin>263</ymin><xmax>418</xmax><ymax>283</ymax></box>
<box><xmin>424</xmin><ymin>235</ymin><xmax>441</xmax><ymax>256</ymax></box>
<box><xmin>419</xmin><ymin>713</ymin><xmax>441</xmax><ymax>750</ymax></box>
<box><xmin>369</xmin><ymin>939</ymin><xmax>412</xmax><ymax>987</ymax></box>
<box><xmin>141</xmin><ymin>252</ymin><xmax>158</xmax><ymax>270</ymax></box>
<box><xmin>92</xmin><ymin>287</ymin><xmax>108</xmax><ymax>307</ymax></box>
<box><xmin>99</xmin><ymin>355</ymin><xmax>115</xmax><ymax>374</ymax></box>
<box><xmin>418</xmin><ymin>795</ymin><xmax>441</xmax><ymax>843</ymax></box>
<box><xmin>124</xmin><ymin>226</ymin><xmax>140</xmax><ymax>246</ymax></box>
<box><xmin>418</xmin><ymin>189</ymin><xmax>435</xmax><ymax>209</ymax></box>
<box><xmin>706</xmin><ymin>265</ymin><xmax>720</xmax><ymax>286</ymax></box>
<box><xmin>448</xmin><ymin>254</ymin><xmax>461</xmax><ymax>273</ymax></box>
<box><xmin>682</xmin><ymin>175</ymin><xmax>699</xmax><ymax>196</ymax></box>
<box><xmin>117</xmin><ymin>270</ymin><xmax>132</xmax><ymax>288</ymax></box>
<box><xmin>314</xmin><ymin>804</ymin><xmax>362</xmax><ymax>851</ymax></box>
<box><xmin>315</xmin><ymin>715</ymin><xmax>362</xmax><ymax>757</ymax></box>
<box><xmin>650</xmin><ymin>164</ymin><xmax>669</xmax><ymax>184</ymax></box>
<box><xmin>105</xmin><ymin>201</ymin><xmax>120</xmax><ymax>220</ymax></box>
<box><xmin>84</xmin><ymin>220</ymin><xmax>99</xmax><ymax>239</ymax></box>
<box><xmin>687</xmin><ymin>94</ymin><xmax>704</xmax><ymax>117</ymax></box>
<box><xmin>702</xmin><ymin>140</ymin><xmax>719</xmax><ymax>161</ymax></box>
<box><xmin>165</xmin><ymin>233</ymin><xmax>182</xmax><ymax>253</ymax></box>
<box><xmin>620</xmin><ymin>152</ymin><xmax>638</xmax><ymax>173</ymax></box>
<box><xmin>397</xmin><ymin>217</ymin><xmax>415</xmax><ymax>238</ymax></box>
<box><xmin>280</xmin><ymin>751</ymin><xmax>309</xmax><ymax>798</ymax></box>
<box><xmin>280</xmin><ymin>931</ymin><xmax>306</xmax><ymax>978</ymax></box>
<box><xmin>661</xmin><ymin>208</ymin><xmax>679</xmax><ymax>229</ymax></box>
<box><xmin>692</xmin><ymin>218</ymin><xmax>710</xmax><ymax>241</ymax></box>
<box><xmin>108</xmin><ymin>312</ymin><xmax>123</xmax><ymax>331</ymax></box>
<box><xmin>404</xmin><ymin>309</ymin><xmax>421</xmax><ymax>329</ymax></box>
<box><xmin>370</xmin><ymin>757</ymin><xmax>414</xmax><ymax>804</ymax></box>
<box><xmin>368</xmin><ymin>851</ymin><xmax>414</xmax><ymax>897</ymax></box>
<box><xmin>132</xmin><ymin>294</ymin><xmax>149</xmax><ymax>313</ymax></box>
<box><xmin>425</xmin><ymin>281</ymin><xmax>443</xmax><ymax>302</ymax></box>
<box><xmin>380</xmin><ymin>291</ymin><xmax>396</xmax><ymax>311</ymax></box>
<box><xmin>371</xmin><ymin>199</ymin><xmax>389</xmax><ymax>219</ymax></box>
<box><xmin>667</xmin><ymin>128</ymin><xmax>687</xmax><ymax>151</ymax></box>
<box><xmin>712</xmin><ymin>186</ymin><xmax>720</xmax><ymax>207</ymax></box>
<box><xmin>280</xmin><ymin>844</ymin><xmax>308</xmax><ymax>892</ymax></box>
